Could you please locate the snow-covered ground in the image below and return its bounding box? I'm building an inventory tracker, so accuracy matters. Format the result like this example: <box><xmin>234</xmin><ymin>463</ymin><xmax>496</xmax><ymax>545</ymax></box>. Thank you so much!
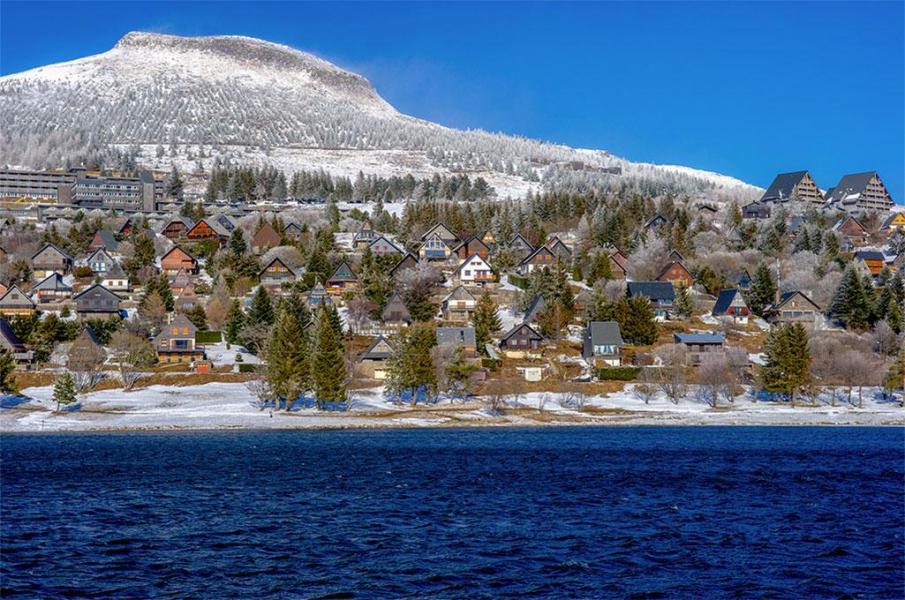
<box><xmin>2</xmin><ymin>382</ymin><xmax>901</xmax><ymax>433</ymax></box>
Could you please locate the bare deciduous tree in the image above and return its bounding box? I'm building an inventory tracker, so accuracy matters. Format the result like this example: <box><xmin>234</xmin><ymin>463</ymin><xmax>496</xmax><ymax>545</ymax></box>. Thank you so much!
<box><xmin>655</xmin><ymin>344</ymin><xmax>687</xmax><ymax>404</ymax></box>
<box><xmin>698</xmin><ymin>354</ymin><xmax>736</xmax><ymax>408</ymax></box>
<box><xmin>109</xmin><ymin>329</ymin><xmax>157</xmax><ymax>390</ymax></box>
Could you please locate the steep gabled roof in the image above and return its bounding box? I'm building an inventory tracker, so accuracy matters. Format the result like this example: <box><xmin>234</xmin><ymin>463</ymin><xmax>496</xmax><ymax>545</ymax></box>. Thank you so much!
<box><xmin>499</xmin><ymin>322</ymin><xmax>543</xmax><ymax>344</ymax></box>
<box><xmin>92</xmin><ymin>230</ymin><xmax>119</xmax><ymax>251</ymax></box>
<box><xmin>772</xmin><ymin>290</ymin><xmax>822</xmax><ymax>312</ymax></box>
<box><xmin>436</xmin><ymin>326</ymin><xmax>476</xmax><ymax>348</ymax></box>
<box><xmin>656</xmin><ymin>260</ymin><xmax>692</xmax><ymax>281</ymax></box>
<box><xmin>327</xmin><ymin>261</ymin><xmax>357</xmax><ymax>283</ymax></box>
<box><xmin>759</xmin><ymin>171</ymin><xmax>809</xmax><ymax>202</ymax></box>
<box><xmin>442</xmin><ymin>285</ymin><xmax>476</xmax><ymax>305</ymax></box>
<box><xmin>524</xmin><ymin>294</ymin><xmax>545</xmax><ymax>322</ymax></box>
<box><xmin>359</xmin><ymin>335</ymin><xmax>394</xmax><ymax>361</ymax></box>
<box><xmin>420</xmin><ymin>222</ymin><xmax>458</xmax><ymax>242</ymax></box>
<box><xmin>585</xmin><ymin>321</ymin><xmax>624</xmax><ymax>347</ymax></box>
<box><xmin>161</xmin><ymin>245</ymin><xmax>196</xmax><ymax>263</ymax></box>
<box><xmin>627</xmin><ymin>281</ymin><xmax>676</xmax><ymax>302</ymax></box>
<box><xmin>509</xmin><ymin>233</ymin><xmax>534</xmax><ymax>251</ymax></box>
<box><xmin>86</xmin><ymin>247</ymin><xmax>114</xmax><ymax>265</ymax></box>
<box><xmin>259</xmin><ymin>256</ymin><xmax>297</xmax><ymax>277</ymax></box>
<box><xmin>519</xmin><ymin>245</ymin><xmax>555</xmax><ymax>266</ymax></box>
<box><xmin>73</xmin><ymin>283</ymin><xmax>122</xmax><ymax>303</ymax></box>
<box><xmin>712</xmin><ymin>289</ymin><xmax>746</xmax><ymax>315</ymax></box>
<box><xmin>31</xmin><ymin>243</ymin><xmax>72</xmax><ymax>263</ymax></box>
<box><xmin>0</xmin><ymin>285</ymin><xmax>35</xmax><ymax>309</ymax></box>
<box><xmin>32</xmin><ymin>272</ymin><xmax>72</xmax><ymax>292</ymax></box>
<box><xmin>455</xmin><ymin>253</ymin><xmax>491</xmax><ymax>275</ymax></box>
<box><xmin>369</xmin><ymin>235</ymin><xmax>403</xmax><ymax>254</ymax></box>
<box><xmin>832</xmin><ymin>215</ymin><xmax>866</xmax><ymax>233</ymax></box>
<box><xmin>389</xmin><ymin>252</ymin><xmax>418</xmax><ymax>277</ymax></box>
<box><xmin>825</xmin><ymin>171</ymin><xmax>885</xmax><ymax>204</ymax></box>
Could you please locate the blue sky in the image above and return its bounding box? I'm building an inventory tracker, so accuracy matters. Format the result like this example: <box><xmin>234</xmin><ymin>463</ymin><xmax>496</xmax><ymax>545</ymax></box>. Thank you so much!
<box><xmin>2</xmin><ymin>1</ymin><xmax>903</xmax><ymax>199</ymax></box>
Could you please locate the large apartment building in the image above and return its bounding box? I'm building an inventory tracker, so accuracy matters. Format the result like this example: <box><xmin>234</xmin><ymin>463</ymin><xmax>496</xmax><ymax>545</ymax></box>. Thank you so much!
<box><xmin>0</xmin><ymin>168</ymin><xmax>78</xmax><ymax>201</ymax></box>
<box><xmin>0</xmin><ymin>168</ymin><xmax>162</xmax><ymax>211</ymax></box>
<box><xmin>824</xmin><ymin>171</ymin><xmax>894</xmax><ymax>212</ymax></box>
<box><xmin>759</xmin><ymin>170</ymin><xmax>824</xmax><ymax>204</ymax></box>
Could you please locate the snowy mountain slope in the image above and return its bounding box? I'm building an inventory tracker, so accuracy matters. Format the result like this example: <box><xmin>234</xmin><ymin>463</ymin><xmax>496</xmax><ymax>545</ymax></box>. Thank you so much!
<box><xmin>0</xmin><ymin>31</ymin><xmax>760</xmax><ymax>200</ymax></box>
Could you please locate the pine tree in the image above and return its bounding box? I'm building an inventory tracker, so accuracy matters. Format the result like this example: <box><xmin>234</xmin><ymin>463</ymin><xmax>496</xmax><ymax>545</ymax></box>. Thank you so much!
<box><xmin>224</xmin><ymin>299</ymin><xmax>245</xmax><ymax>344</ymax></box>
<box><xmin>247</xmin><ymin>286</ymin><xmax>275</xmax><ymax>327</ymax></box>
<box><xmin>616</xmin><ymin>295</ymin><xmax>658</xmax><ymax>345</ymax></box>
<box><xmin>52</xmin><ymin>372</ymin><xmax>77</xmax><ymax>412</ymax></box>
<box><xmin>760</xmin><ymin>324</ymin><xmax>811</xmax><ymax>406</ymax></box>
<box><xmin>674</xmin><ymin>283</ymin><xmax>692</xmax><ymax>318</ymax></box>
<box><xmin>386</xmin><ymin>324</ymin><xmax>437</xmax><ymax>404</ymax></box>
<box><xmin>887</xmin><ymin>300</ymin><xmax>903</xmax><ymax>334</ymax></box>
<box><xmin>748</xmin><ymin>263</ymin><xmax>777</xmax><ymax>316</ymax></box>
<box><xmin>0</xmin><ymin>349</ymin><xmax>18</xmax><ymax>395</ymax></box>
<box><xmin>829</xmin><ymin>266</ymin><xmax>870</xmax><ymax>329</ymax></box>
<box><xmin>473</xmin><ymin>292</ymin><xmax>502</xmax><ymax>352</ymax></box>
<box><xmin>587</xmin><ymin>282</ymin><xmax>615</xmax><ymax>321</ymax></box>
<box><xmin>312</xmin><ymin>308</ymin><xmax>346</xmax><ymax>408</ymax></box>
<box><xmin>266</xmin><ymin>306</ymin><xmax>311</xmax><ymax>409</ymax></box>
<box><xmin>164</xmin><ymin>166</ymin><xmax>184</xmax><ymax>200</ymax></box>
<box><xmin>228</xmin><ymin>228</ymin><xmax>247</xmax><ymax>257</ymax></box>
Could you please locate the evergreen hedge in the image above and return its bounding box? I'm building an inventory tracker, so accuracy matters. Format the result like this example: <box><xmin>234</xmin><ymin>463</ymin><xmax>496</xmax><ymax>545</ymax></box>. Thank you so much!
<box><xmin>596</xmin><ymin>366</ymin><xmax>641</xmax><ymax>381</ymax></box>
<box><xmin>196</xmin><ymin>330</ymin><xmax>223</xmax><ymax>344</ymax></box>
<box><xmin>508</xmin><ymin>274</ymin><xmax>530</xmax><ymax>290</ymax></box>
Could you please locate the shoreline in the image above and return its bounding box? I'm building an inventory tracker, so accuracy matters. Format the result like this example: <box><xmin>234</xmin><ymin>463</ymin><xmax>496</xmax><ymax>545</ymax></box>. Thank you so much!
<box><xmin>3</xmin><ymin>381</ymin><xmax>903</xmax><ymax>433</ymax></box>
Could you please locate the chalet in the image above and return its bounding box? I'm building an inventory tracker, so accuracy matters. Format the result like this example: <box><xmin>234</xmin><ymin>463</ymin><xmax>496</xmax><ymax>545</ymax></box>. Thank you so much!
<box><xmin>419</xmin><ymin>234</ymin><xmax>454</xmax><ymax>261</ymax></box>
<box><xmin>86</xmin><ymin>248</ymin><xmax>116</xmax><ymax>274</ymax></box>
<box><xmin>32</xmin><ymin>273</ymin><xmax>72</xmax><ymax>303</ymax></box>
<box><xmin>546</xmin><ymin>238</ymin><xmax>573</xmax><ymax>263</ymax></box>
<box><xmin>213</xmin><ymin>213</ymin><xmax>238</xmax><ymax>233</ymax></box>
<box><xmin>0</xmin><ymin>317</ymin><xmax>33</xmax><ymax>365</ymax></box>
<box><xmin>381</xmin><ymin>293</ymin><xmax>411</xmax><ymax>326</ymax></box>
<box><xmin>168</xmin><ymin>270</ymin><xmax>192</xmax><ymax>297</ymax></box>
<box><xmin>160</xmin><ymin>246</ymin><xmax>198</xmax><ymax>276</ymax></box>
<box><xmin>160</xmin><ymin>216</ymin><xmax>194</xmax><ymax>240</ymax></box>
<box><xmin>389</xmin><ymin>253</ymin><xmax>418</xmax><ymax>279</ymax></box>
<box><xmin>31</xmin><ymin>244</ymin><xmax>73</xmax><ymax>278</ymax></box>
<box><xmin>609</xmin><ymin>252</ymin><xmax>628</xmax><ymax>280</ymax></box>
<box><xmin>73</xmin><ymin>284</ymin><xmax>122</xmax><ymax>320</ymax></box>
<box><xmin>825</xmin><ymin>171</ymin><xmax>894</xmax><ymax>212</ymax></box>
<box><xmin>582</xmin><ymin>321</ymin><xmax>624</xmax><ymax>367</ymax></box>
<box><xmin>524</xmin><ymin>295</ymin><xmax>545</xmax><ymax>323</ymax></box>
<box><xmin>259</xmin><ymin>258</ymin><xmax>298</xmax><ymax>289</ymax></box>
<box><xmin>645</xmin><ymin>214</ymin><xmax>669</xmax><ymax>231</ymax></box>
<box><xmin>186</xmin><ymin>217</ymin><xmax>230</xmax><ymax>243</ymax></box>
<box><xmin>175</xmin><ymin>284</ymin><xmax>201</xmax><ymax>312</ymax></box>
<box><xmin>307</xmin><ymin>284</ymin><xmax>331</xmax><ymax>307</ymax></box>
<box><xmin>854</xmin><ymin>250</ymin><xmax>885</xmax><ymax>277</ymax></box>
<box><xmin>456</xmin><ymin>254</ymin><xmax>494</xmax><ymax>285</ymax></box>
<box><xmin>0</xmin><ymin>285</ymin><xmax>36</xmax><ymax>317</ymax></box>
<box><xmin>353</xmin><ymin>222</ymin><xmax>377</xmax><ymax>248</ymax></box>
<box><xmin>441</xmin><ymin>286</ymin><xmax>476</xmax><ymax>322</ymax></box>
<box><xmin>742</xmin><ymin>202</ymin><xmax>771</xmax><ymax>220</ymax></box>
<box><xmin>759</xmin><ymin>171</ymin><xmax>824</xmax><ymax>204</ymax></box>
<box><xmin>832</xmin><ymin>216</ymin><xmax>868</xmax><ymax>248</ymax></box>
<box><xmin>517</xmin><ymin>245</ymin><xmax>556</xmax><ymax>275</ymax></box>
<box><xmin>508</xmin><ymin>234</ymin><xmax>535</xmax><ymax>261</ymax></box>
<box><xmin>453</xmin><ymin>236</ymin><xmax>491</xmax><ymax>261</ymax></box>
<box><xmin>87</xmin><ymin>230</ymin><xmax>119</xmax><ymax>253</ymax></box>
<box><xmin>667</xmin><ymin>250</ymin><xmax>685</xmax><ymax>263</ymax></box>
<box><xmin>711</xmin><ymin>289</ymin><xmax>750</xmax><ymax>324</ymax></box>
<box><xmin>326</xmin><ymin>262</ymin><xmax>358</xmax><ymax>294</ymax></box>
<box><xmin>369</xmin><ymin>235</ymin><xmax>403</xmax><ymax>256</ymax></box>
<box><xmin>68</xmin><ymin>326</ymin><xmax>106</xmax><ymax>370</ymax></box>
<box><xmin>283</xmin><ymin>222</ymin><xmax>305</xmax><ymax>242</ymax></box>
<box><xmin>881</xmin><ymin>212</ymin><xmax>905</xmax><ymax>233</ymax></box>
<box><xmin>479</xmin><ymin>229</ymin><xmax>497</xmax><ymax>249</ymax></box>
<box><xmin>357</xmin><ymin>336</ymin><xmax>394</xmax><ymax>380</ymax></box>
<box><xmin>627</xmin><ymin>281</ymin><xmax>676</xmax><ymax>321</ymax></box>
<box><xmin>101</xmin><ymin>263</ymin><xmax>130</xmax><ymax>292</ymax></box>
<box><xmin>765</xmin><ymin>291</ymin><xmax>822</xmax><ymax>328</ymax></box>
<box><xmin>251</xmin><ymin>224</ymin><xmax>281</xmax><ymax>255</ymax></box>
<box><xmin>657</xmin><ymin>261</ymin><xmax>693</xmax><ymax>288</ymax></box>
<box><xmin>674</xmin><ymin>332</ymin><xmax>726</xmax><ymax>366</ymax></box>
<box><xmin>420</xmin><ymin>223</ymin><xmax>459</xmax><ymax>244</ymax></box>
<box><xmin>113</xmin><ymin>217</ymin><xmax>134</xmax><ymax>237</ymax></box>
<box><xmin>154</xmin><ymin>314</ymin><xmax>205</xmax><ymax>363</ymax></box>
<box><xmin>499</xmin><ymin>323</ymin><xmax>543</xmax><ymax>357</ymax></box>
<box><xmin>436</xmin><ymin>326</ymin><xmax>477</xmax><ymax>358</ymax></box>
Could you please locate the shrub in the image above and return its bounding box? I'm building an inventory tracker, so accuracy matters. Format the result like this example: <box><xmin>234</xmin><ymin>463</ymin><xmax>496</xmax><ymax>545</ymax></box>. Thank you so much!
<box><xmin>195</xmin><ymin>330</ymin><xmax>223</xmax><ymax>344</ymax></box>
<box><xmin>73</xmin><ymin>266</ymin><xmax>94</xmax><ymax>278</ymax></box>
<box><xmin>508</xmin><ymin>274</ymin><xmax>530</xmax><ymax>290</ymax></box>
<box><xmin>596</xmin><ymin>366</ymin><xmax>641</xmax><ymax>381</ymax></box>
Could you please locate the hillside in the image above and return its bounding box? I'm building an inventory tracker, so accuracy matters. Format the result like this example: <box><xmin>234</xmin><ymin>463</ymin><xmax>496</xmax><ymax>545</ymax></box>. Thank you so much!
<box><xmin>0</xmin><ymin>32</ymin><xmax>760</xmax><ymax>201</ymax></box>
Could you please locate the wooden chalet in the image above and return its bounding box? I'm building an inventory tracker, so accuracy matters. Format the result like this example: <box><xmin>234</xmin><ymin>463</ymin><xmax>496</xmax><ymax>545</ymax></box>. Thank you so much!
<box><xmin>326</xmin><ymin>262</ymin><xmax>358</xmax><ymax>294</ymax></box>
<box><xmin>420</xmin><ymin>222</ymin><xmax>459</xmax><ymax>244</ymax></box>
<box><xmin>161</xmin><ymin>246</ymin><xmax>198</xmax><ymax>276</ymax></box>
<box><xmin>32</xmin><ymin>273</ymin><xmax>72</xmax><ymax>303</ymax></box>
<box><xmin>259</xmin><ymin>258</ymin><xmax>298</xmax><ymax>289</ymax></box>
<box><xmin>186</xmin><ymin>217</ymin><xmax>230</xmax><ymax>243</ymax></box>
<box><xmin>31</xmin><ymin>244</ymin><xmax>73</xmax><ymax>278</ymax></box>
<box><xmin>283</xmin><ymin>222</ymin><xmax>305</xmax><ymax>242</ymax></box>
<box><xmin>674</xmin><ymin>333</ymin><xmax>726</xmax><ymax>366</ymax></box>
<box><xmin>832</xmin><ymin>216</ymin><xmax>868</xmax><ymax>248</ymax></box>
<box><xmin>0</xmin><ymin>285</ymin><xmax>36</xmax><ymax>317</ymax></box>
<box><xmin>0</xmin><ymin>316</ymin><xmax>33</xmax><ymax>365</ymax></box>
<box><xmin>546</xmin><ymin>238</ymin><xmax>572</xmax><ymax>263</ymax></box>
<box><xmin>453</xmin><ymin>236</ymin><xmax>491</xmax><ymax>261</ymax></box>
<box><xmin>357</xmin><ymin>336</ymin><xmax>394</xmax><ymax>380</ymax></box>
<box><xmin>87</xmin><ymin>230</ymin><xmax>119</xmax><ymax>253</ymax></box>
<box><xmin>86</xmin><ymin>248</ymin><xmax>116</xmax><ymax>275</ymax></box>
<box><xmin>517</xmin><ymin>245</ymin><xmax>556</xmax><ymax>275</ymax></box>
<box><xmin>353</xmin><ymin>222</ymin><xmax>377</xmax><ymax>249</ymax></box>
<box><xmin>441</xmin><ymin>285</ymin><xmax>477</xmax><ymax>322</ymax></box>
<box><xmin>419</xmin><ymin>233</ymin><xmax>454</xmax><ymax>261</ymax></box>
<box><xmin>160</xmin><ymin>216</ymin><xmax>194</xmax><ymax>241</ymax></box>
<box><xmin>765</xmin><ymin>291</ymin><xmax>822</xmax><ymax>328</ymax></box>
<box><xmin>381</xmin><ymin>293</ymin><xmax>411</xmax><ymax>327</ymax></box>
<box><xmin>854</xmin><ymin>250</ymin><xmax>885</xmax><ymax>277</ymax></box>
<box><xmin>389</xmin><ymin>253</ymin><xmax>418</xmax><ymax>279</ymax></box>
<box><xmin>155</xmin><ymin>314</ymin><xmax>205</xmax><ymax>363</ymax></box>
<box><xmin>252</xmin><ymin>224</ymin><xmax>281</xmax><ymax>255</ymax></box>
<box><xmin>627</xmin><ymin>281</ymin><xmax>676</xmax><ymax>321</ymax></box>
<box><xmin>508</xmin><ymin>234</ymin><xmax>534</xmax><ymax>262</ymax></box>
<box><xmin>73</xmin><ymin>283</ymin><xmax>122</xmax><ymax>320</ymax></box>
<box><xmin>101</xmin><ymin>263</ymin><xmax>130</xmax><ymax>292</ymax></box>
<box><xmin>711</xmin><ymin>289</ymin><xmax>750</xmax><ymax>324</ymax></box>
<box><xmin>436</xmin><ymin>326</ymin><xmax>477</xmax><ymax>358</ymax></box>
<box><xmin>499</xmin><ymin>323</ymin><xmax>543</xmax><ymax>357</ymax></box>
<box><xmin>369</xmin><ymin>235</ymin><xmax>403</xmax><ymax>256</ymax></box>
<box><xmin>657</xmin><ymin>261</ymin><xmax>693</xmax><ymax>288</ymax></box>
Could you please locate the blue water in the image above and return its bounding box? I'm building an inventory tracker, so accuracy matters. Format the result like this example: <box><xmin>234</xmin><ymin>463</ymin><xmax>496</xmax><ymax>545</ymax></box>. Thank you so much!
<box><xmin>2</xmin><ymin>427</ymin><xmax>903</xmax><ymax>598</ymax></box>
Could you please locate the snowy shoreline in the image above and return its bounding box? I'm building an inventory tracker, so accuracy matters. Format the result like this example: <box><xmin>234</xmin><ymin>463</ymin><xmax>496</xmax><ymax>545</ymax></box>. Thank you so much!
<box><xmin>2</xmin><ymin>382</ymin><xmax>903</xmax><ymax>433</ymax></box>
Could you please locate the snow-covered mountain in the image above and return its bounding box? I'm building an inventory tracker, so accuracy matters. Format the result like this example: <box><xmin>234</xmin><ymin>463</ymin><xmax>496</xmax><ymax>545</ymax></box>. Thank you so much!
<box><xmin>0</xmin><ymin>31</ymin><xmax>760</xmax><ymax>200</ymax></box>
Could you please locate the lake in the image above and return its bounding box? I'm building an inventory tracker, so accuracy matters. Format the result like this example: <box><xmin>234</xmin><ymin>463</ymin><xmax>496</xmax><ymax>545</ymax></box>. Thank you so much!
<box><xmin>2</xmin><ymin>427</ymin><xmax>903</xmax><ymax>598</ymax></box>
